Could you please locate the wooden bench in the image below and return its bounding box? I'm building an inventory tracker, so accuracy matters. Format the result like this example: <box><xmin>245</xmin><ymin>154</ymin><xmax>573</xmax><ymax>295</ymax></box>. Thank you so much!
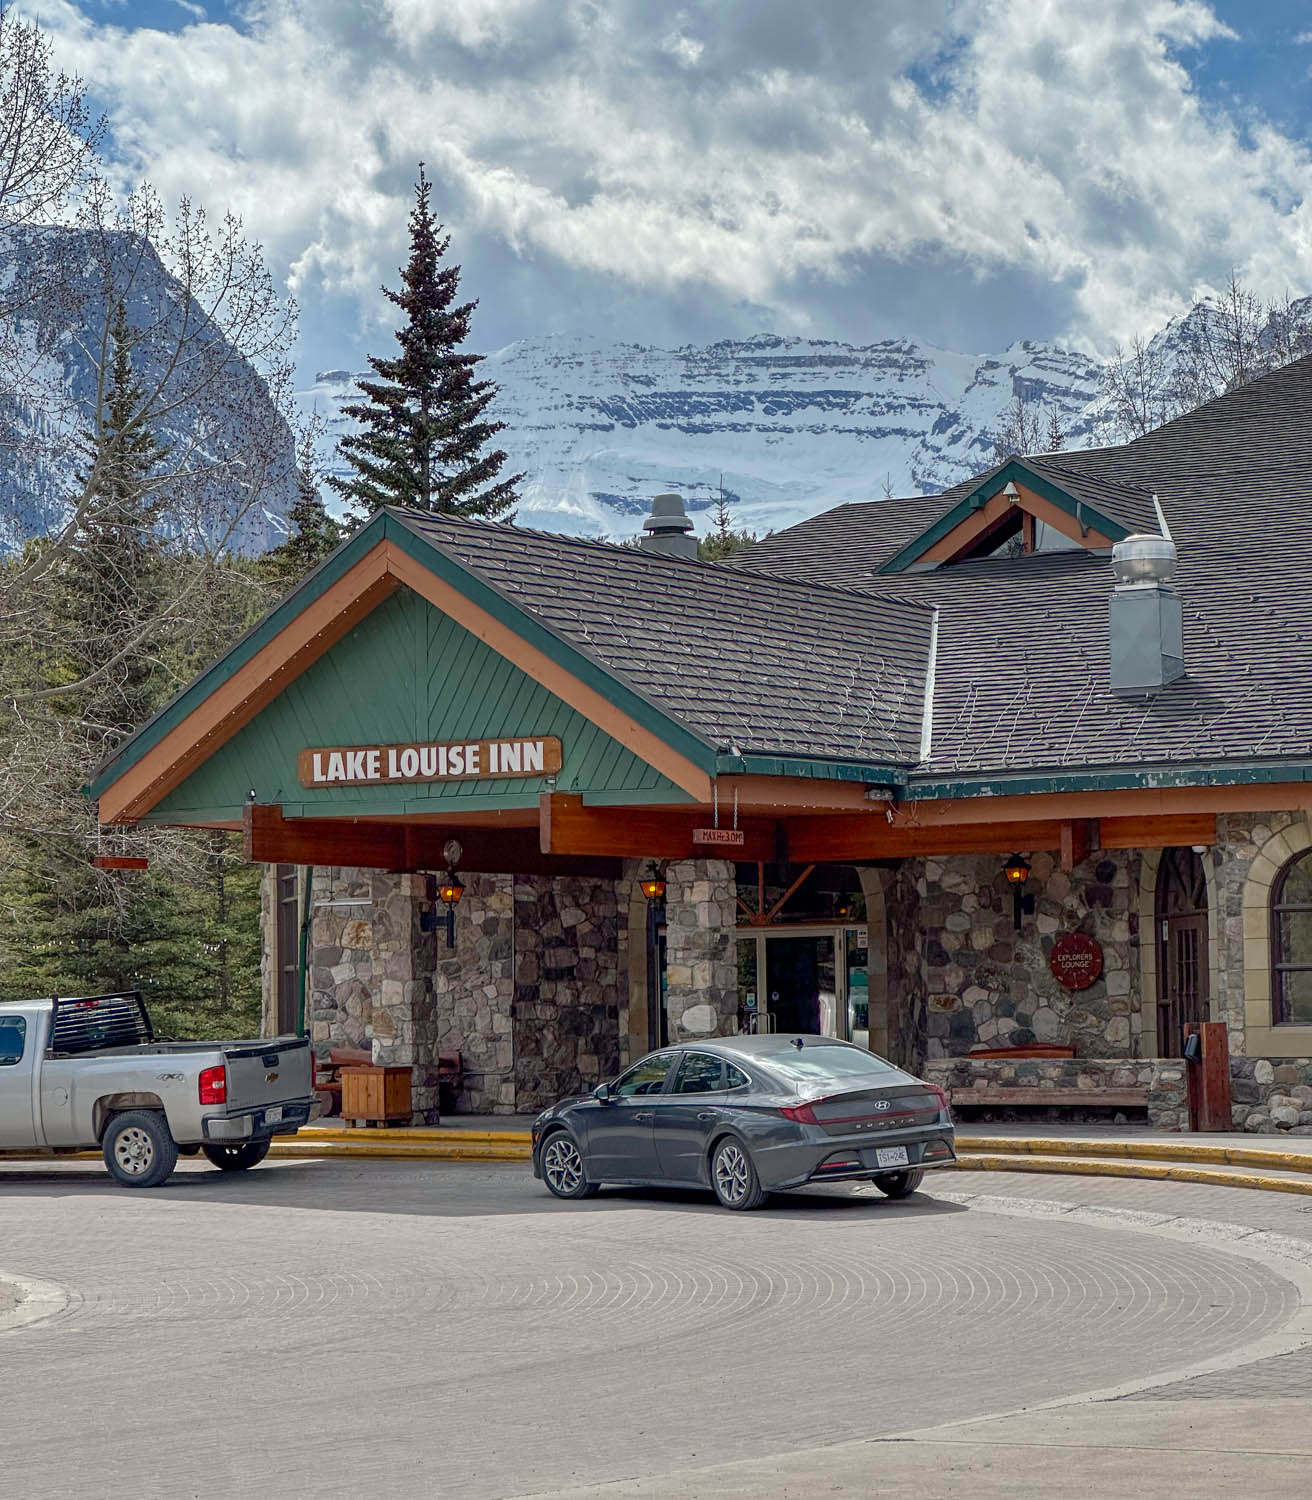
<box><xmin>948</xmin><ymin>1087</ymin><xmax>1148</xmax><ymax>1110</ymax></box>
<box><xmin>967</xmin><ymin>1045</ymin><xmax>1075</xmax><ymax>1060</ymax></box>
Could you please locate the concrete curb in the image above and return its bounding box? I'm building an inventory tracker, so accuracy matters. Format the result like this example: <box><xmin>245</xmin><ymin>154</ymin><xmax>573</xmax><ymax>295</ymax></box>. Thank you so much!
<box><xmin>956</xmin><ymin>1134</ymin><xmax>1312</xmax><ymax>1172</ymax></box>
<box><xmin>952</xmin><ymin>1152</ymin><xmax>1312</xmax><ymax>1196</ymax></box>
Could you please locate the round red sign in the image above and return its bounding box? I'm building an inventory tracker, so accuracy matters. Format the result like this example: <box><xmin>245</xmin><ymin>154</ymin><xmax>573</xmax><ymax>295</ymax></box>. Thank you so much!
<box><xmin>1049</xmin><ymin>932</ymin><xmax>1103</xmax><ymax>990</ymax></box>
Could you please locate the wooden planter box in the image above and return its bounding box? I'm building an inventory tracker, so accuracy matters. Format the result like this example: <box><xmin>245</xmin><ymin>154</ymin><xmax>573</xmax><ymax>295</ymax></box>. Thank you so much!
<box><xmin>341</xmin><ymin>1066</ymin><xmax>412</xmax><ymax>1125</ymax></box>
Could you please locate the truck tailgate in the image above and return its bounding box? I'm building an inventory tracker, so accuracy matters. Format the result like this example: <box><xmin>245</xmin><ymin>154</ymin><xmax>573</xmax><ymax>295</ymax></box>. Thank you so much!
<box><xmin>223</xmin><ymin>1037</ymin><xmax>313</xmax><ymax>1111</ymax></box>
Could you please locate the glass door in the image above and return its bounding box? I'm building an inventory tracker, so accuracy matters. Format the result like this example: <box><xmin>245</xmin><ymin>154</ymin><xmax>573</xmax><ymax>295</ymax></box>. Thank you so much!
<box><xmin>735</xmin><ymin>926</ymin><xmax>850</xmax><ymax>1038</ymax></box>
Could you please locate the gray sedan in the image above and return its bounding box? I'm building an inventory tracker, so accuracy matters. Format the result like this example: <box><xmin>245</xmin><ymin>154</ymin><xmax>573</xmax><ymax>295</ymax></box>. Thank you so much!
<box><xmin>531</xmin><ymin>1034</ymin><xmax>956</xmax><ymax>1210</ymax></box>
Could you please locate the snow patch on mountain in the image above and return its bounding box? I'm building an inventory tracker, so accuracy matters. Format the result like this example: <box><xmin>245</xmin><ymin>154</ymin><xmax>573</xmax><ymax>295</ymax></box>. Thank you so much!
<box><xmin>297</xmin><ymin>332</ymin><xmax>1108</xmax><ymax>539</ymax></box>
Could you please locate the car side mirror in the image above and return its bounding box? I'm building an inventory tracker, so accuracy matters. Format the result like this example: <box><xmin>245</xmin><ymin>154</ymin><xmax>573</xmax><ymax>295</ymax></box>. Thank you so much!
<box><xmin>593</xmin><ymin>1082</ymin><xmax>612</xmax><ymax>1102</ymax></box>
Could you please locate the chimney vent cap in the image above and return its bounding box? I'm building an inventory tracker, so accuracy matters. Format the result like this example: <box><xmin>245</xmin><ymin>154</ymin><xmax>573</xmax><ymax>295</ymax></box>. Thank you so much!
<box><xmin>642</xmin><ymin>492</ymin><xmax>694</xmax><ymax>534</ymax></box>
<box><xmin>1112</xmin><ymin>533</ymin><xmax>1177</xmax><ymax>586</ymax></box>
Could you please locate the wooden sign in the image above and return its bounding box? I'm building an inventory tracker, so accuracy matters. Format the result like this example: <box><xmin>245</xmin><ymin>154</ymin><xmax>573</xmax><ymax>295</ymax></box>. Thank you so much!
<box><xmin>692</xmin><ymin>827</ymin><xmax>746</xmax><ymax>848</ymax></box>
<box><xmin>1049</xmin><ymin>931</ymin><xmax>1103</xmax><ymax>991</ymax></box>
<box><xmin>298</xmin><ymin>736</ymin><xmax>563</xmax><ymax>788</ymax></box>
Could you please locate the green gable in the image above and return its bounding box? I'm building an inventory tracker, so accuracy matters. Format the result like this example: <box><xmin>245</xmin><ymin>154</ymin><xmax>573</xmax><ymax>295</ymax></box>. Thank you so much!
<box><xmin>148</xmin><ymin>587</ymin><xmax>686</xmax><ymax>823</ymax></box>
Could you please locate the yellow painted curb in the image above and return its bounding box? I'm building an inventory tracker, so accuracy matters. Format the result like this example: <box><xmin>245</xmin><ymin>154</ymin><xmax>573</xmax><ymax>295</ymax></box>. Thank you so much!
<box><xmin>956</xmin><ymin>1135</ymin><xmax>1312</xmax><ymax>1173</ymax></box>
<box><xmin>299</xmin><ymin>1127</ymin><xmax>530</xmax><ymax>1146</ymax></box>
<box><xmin>268</xmin><ymin>1139</ymin><xmax>529</xmax><ymax>1161</ymax></box>
<box><xmin>951</xmin><ymin>1152</ymin><xmax>1312</xmax><ymax>1196</ymax></box>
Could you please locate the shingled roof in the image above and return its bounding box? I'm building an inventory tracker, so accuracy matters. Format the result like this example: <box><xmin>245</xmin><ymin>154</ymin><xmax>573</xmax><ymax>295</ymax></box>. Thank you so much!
<box><xmin>393</xmin><ymin>511</ymin><xmax>935</xmax><ymax>766</ymax></box>
<box><xmin>732</xmin><ymin>353</ymin><xmax>1312</xmax><ymax>782</ymax></box>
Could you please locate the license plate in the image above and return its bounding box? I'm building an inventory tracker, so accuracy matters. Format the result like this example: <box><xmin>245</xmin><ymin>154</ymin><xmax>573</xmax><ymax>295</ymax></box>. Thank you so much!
<box><xmin>875</xmin><ymin>1145</ymin><xmax>909</xmax><ymax>1169</ymax></box>
<box><xmin>265</xmin><ymin>1105</ymin><xmax>283</xmax><ymax>1125</ymax></box>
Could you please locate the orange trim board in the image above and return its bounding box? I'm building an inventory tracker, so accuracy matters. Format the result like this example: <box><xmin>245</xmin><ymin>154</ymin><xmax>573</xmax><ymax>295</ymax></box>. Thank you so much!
<box><xmin>919</xmin><ymin>481</ymin><xmax>1115</xmax><ymax>564</ymax></box>
<box><xmin>97</xmin><ymin>539</ymin><xmax>713</xmax><ymax>826</ymax></box>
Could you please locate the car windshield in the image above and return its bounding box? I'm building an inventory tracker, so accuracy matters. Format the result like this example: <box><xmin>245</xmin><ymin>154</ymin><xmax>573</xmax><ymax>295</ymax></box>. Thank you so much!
<box><xmin>763</xmin><ymin>1046</ymin><xmax>896</xmax><ymax>1087</ymax></box>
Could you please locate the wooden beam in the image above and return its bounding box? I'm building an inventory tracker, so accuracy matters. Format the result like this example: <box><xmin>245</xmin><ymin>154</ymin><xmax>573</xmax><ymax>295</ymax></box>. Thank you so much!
<box><xmin>539</xmin><ymin>793</ymin><xmax>776</xmax><ymax>861</ymax></box>
<box><xmin>1097</xmin><ymin>813</ymin><xmax>1215</xmax><ymax>850</ymax></box>
<box><xmin>1059</xmin><ymin>818</ymin><xmax>1094</xmax><ymax>870</ymax></box>
<box><xmin>784</xmin><ymin>816</ymin><xmax>1068</xmax><ymax>863</ymax></box>
<box><xmin>243</xmin><ymin>804</ymin><xmax>621</xmax><ymax>877</ymax></box>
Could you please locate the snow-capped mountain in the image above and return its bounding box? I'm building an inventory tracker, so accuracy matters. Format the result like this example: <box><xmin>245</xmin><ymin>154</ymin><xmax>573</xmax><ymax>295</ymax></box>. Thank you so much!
<box><xmin>298</xmin><ymin>332</ymin><xmax>1107</xmax><ymax>538</ymax></box>
<box><xmin>0</xmin><ymin>226</ymin><xmax>298</xmax><ymax>555</ymax></box>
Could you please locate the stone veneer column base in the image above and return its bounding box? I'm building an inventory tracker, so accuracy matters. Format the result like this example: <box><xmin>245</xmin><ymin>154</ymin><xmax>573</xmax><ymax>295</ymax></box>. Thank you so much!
<box><xmin>663</xmin><ymin>859</ymin><xmax>737</xmax><ymax>1039</ymax></box>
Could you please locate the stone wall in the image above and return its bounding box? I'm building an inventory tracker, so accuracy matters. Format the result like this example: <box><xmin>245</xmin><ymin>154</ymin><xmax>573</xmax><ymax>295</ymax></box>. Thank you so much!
<box><xmin>883</xmin><ymin>866</ymin><xmax>926</xmax><ymax>1071</ymax></box>
<box><xmin>512</xmin><ymin>874</ymin><xmax>623</xmax><ymax>1113</ymax></box>
<box><xmin>913</xmin><ymin>850</ymin><xmax>1137</xmax><ymax>1061</ymax></box>
<box><xmin>1231</xmin><ymin>1056</ymin><xmax>1312</xmax><ymax>1134</ymax></box>
<box><xmin>664</xmin><ymin>859</ymin><xmax>737</xmax><ymax>1039</ymax></box>
<box><xmin>924</xmin><ymin>1056</ymin><xmax>1188</xmax><ymax>1129</ymax></box>
<box><xmin>307</xmin><ymin>866</ymin><xmax>441</xmax><ymax>1122</ymax></box>
<box><xmin>434</xmin><ymin>872</ymin><xmax>515</xmax><ymax>1114</ymax></box>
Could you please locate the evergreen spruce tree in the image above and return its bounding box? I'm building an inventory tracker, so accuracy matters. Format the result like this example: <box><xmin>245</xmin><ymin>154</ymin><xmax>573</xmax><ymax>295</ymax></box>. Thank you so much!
<box><xmin>328</xmin><ymin>165</ymin><xmax>520</xmax><ymax>521</ymax></box>
<box><xmin>257</xmin><ymin>429</ymin><xmax>345</xmax><ymax>594</ymax></box>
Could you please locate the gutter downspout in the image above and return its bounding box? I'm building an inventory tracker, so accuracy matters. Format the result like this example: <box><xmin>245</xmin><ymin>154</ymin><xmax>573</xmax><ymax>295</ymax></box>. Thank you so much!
<box><xmin>296</xmin><ymin>865</ymin><xmax>314</xmax><ymax>1037</ymax></box>
<box><xmin>919</xmin><ymin>606</ymin><xmax>940</xmax><ymax>764</ymax></box>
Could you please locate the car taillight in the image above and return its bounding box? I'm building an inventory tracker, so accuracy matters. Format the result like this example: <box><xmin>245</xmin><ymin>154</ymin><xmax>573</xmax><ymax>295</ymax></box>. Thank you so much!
<box><xmin>198</xmin><ymin>1065</ymin><xmax>227</xmax><ymax>1105</ymax></box>
<box><xmin>928</xmin><ymin>1085</ymin><xmax>949</xmax><ymax>1115</ymax></box>
<box><xmin>780</xmin><ymin>1100</ymin><xmax>819</xmax><ymax>1124</ymax></box>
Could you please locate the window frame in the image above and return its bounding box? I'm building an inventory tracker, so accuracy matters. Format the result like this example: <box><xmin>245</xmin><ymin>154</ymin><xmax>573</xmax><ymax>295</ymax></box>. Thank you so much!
<box><xmin>612</xmin><ymin>1051</ymin><xmax>678</xmax><ymax>1097</ymax></box>
<box><xmin>0</xmin><ymin>1015</ymin><xmax>27</xmax><ymax>1066</ymax></box>
<box><xmin>1271</xmin><ymin>851</ymin><xmax>1312</xmax><ymax>1026</ymax></box>
<box><xmin>671</xmin><ymin>1052</ymin><xmax>724</xmax><ymax>1095</ymax></box>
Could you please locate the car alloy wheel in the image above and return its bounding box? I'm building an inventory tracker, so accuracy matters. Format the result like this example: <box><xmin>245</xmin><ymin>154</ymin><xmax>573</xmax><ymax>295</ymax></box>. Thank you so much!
<box><xmin>711</xmin><ymin>1137</ymin><xmax>766</xmax><ymax>1210</ymax></box>
<box><xmin>541</xmin><ymin>1132</ymin><xmax>598</xmax><ymax>1199</ymax></box>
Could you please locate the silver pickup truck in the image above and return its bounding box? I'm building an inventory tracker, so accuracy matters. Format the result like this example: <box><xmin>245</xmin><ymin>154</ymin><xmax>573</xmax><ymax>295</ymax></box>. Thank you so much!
<box><xmin>0</xmin><ymin>991</ymin><xmax>315</xmax><ymax>1188</ymax></box>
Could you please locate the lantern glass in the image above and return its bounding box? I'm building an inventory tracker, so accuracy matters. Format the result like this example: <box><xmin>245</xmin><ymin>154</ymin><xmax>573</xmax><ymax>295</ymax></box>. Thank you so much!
<box><xmin>439</xmin><ymin>879</ymin><xmax>465</xmax><ymax>906</ymax></box>
<box><xmin>1003</xmin><ymin>854</ymin><xmax>1031</xmax><ymax>885</ymax></box>
<box><xmin>640</xmin><ymin>876</ymin><xmax>666</xmax><ymax>902</ymax></box>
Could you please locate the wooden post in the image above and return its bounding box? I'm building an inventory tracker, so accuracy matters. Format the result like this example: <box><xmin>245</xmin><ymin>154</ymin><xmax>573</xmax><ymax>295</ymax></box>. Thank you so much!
<box><xmin>1184</xmin><ymin>1021</ymin><xmax>1232</xmax><ymax>1133</ymax></box>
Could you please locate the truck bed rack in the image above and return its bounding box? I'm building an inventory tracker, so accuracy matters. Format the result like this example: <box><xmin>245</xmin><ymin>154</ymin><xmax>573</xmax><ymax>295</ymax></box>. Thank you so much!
<box><xmin>48</xmin><ymin>992</ymin><xmax>155</xmax><ymax>1056</ymax></box>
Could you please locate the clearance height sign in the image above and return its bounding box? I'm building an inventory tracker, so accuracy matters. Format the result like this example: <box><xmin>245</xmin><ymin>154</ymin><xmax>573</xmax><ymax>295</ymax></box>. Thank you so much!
<box><xmin>297</xmin><ymin>737</ymin><xmax>564</xmax><ymax>788</ymax></box>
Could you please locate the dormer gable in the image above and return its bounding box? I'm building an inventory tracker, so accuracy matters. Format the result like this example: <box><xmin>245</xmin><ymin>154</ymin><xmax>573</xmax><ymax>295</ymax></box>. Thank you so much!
<box><xmin>878</xmin><ymin>457</ymin><xmax>1161</xmax><ymax>573</ymax></box>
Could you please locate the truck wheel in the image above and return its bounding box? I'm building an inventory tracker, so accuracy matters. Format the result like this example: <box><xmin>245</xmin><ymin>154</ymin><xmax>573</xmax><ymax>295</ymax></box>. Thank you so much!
<box><xmin>102</xmin><ymin>1110</ymin><xmax>179</xmax><ymax>1189</ymax></box>
<box><xmin>202</xmin><ymin>1141</ymin><xmax>271</xmax><ymax>1172</ymax></box>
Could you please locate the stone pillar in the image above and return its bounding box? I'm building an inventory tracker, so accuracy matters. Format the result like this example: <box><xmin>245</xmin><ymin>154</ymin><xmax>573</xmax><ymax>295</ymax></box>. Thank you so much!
<box><xmin>434</xmin><ymin>872</ymin><xmax>516</xmax><ymax>1114</ymax></box>
<box><xmin>308</xmin><ymin>867</ymin><xmax>440</xmax><ymax>1124</ymax></box>
<box><xmin>513</xmin><ymin>874</ymin><xmax>623</xmax><ymax>1112</ymax></box>
<box><xmin>663</xmin><ymin>859</ymin><xmax>737</xmax><ymax>1040</ymax></box>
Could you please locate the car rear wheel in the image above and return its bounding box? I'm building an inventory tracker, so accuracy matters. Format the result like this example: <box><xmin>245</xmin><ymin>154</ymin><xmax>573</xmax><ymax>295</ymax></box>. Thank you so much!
<box><xmin>541</xmin><ymin>1131</ymin><xmax>599</xmax><ymax>1199</ymax></box>
<box><xmin>874</xmin><ymin>1167</ymin><xmax>925</xmax><ymax>1199</ymax></box>
<box><xmin>102</xmin><ymin>1110</ymin><xmax>179</xmax><ymax>1189</ymax></box>
<box><xmin>710</xmin><ymin>1137</ymin><xmax>767</xmax><ymax>1210</ymax></box>
<box><xmin>203</xmin><ymin>1140</ymin><xmax>271</xmax><ymax>1172</ymax></box>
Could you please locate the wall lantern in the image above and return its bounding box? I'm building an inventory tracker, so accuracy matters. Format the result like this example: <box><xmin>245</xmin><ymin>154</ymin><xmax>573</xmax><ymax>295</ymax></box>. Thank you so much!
<box><xmin>640</xmin><ymin>863</ymin><xmax>667</xmax><ymax>903</ymax></box>
<box><xmin>438</xmin><ymin>871</ymin><xmax>464</xmax><ymax>948</ymax></box>
<box><xmin>1003</xmin><ymin>853</ymin><xmax>1033</xmax><ymax>931</ymax></box>
<box><xmin>437</xmin><ymin>839</ymin><xmax>465</xmax><ymax>949</ymax></box>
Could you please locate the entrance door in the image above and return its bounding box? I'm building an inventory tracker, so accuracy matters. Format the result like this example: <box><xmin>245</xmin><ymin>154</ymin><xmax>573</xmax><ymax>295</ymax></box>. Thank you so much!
<box><xmin>765</xmin><ymin>933</ymin><xmax>838</xmax><ymax>1035</ymax></box>
<box><xmin>1156</xmin><ymin>846</ymin><xmax>1210</xmax><ymax>1056</ymax></box>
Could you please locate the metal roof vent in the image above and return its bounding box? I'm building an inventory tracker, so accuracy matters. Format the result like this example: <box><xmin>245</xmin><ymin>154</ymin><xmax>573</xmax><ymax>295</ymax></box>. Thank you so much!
<box><xmin>1109</xmin><ymin>534</ymin><xmax>1184</xmax><ymax>697</ymax></box>
<box><xmin>639</xmin><ymin>492</ymin><xmax>698</xmax><ymax>560</ymax></box>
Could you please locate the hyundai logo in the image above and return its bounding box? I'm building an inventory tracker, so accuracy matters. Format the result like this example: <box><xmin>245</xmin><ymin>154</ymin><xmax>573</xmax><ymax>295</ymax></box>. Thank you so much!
<box><xmin>873</xmin><ymin>1100</ymin><xmax>892</xmax><ymax>1111</ymax></box>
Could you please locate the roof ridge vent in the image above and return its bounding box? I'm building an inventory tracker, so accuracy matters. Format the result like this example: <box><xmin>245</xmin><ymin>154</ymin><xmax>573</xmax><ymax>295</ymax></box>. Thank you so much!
<box><xmin>639</xmin><ymin>492</ymin><xmax>698</xmax><ymax>560</ymax></box>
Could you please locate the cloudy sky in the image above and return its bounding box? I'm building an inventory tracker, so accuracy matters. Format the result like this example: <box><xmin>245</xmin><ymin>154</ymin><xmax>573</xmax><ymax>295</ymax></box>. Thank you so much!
<box><xmin>30</xmin><ymin>0</ymin><xmax>1312</xmax><ymax>377</ymax></box>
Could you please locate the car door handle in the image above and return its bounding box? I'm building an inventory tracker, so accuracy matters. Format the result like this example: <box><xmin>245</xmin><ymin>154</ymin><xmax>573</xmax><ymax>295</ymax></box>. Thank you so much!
<box><xmin>697</xmin><ymin>1112</ymin><xmax>716</xmax><ymax>1121</ymax></box>
<box><xmin>632</xmin><ymin>1111</ymin><xmax>653</xmax><ymax>1123</ymax></box>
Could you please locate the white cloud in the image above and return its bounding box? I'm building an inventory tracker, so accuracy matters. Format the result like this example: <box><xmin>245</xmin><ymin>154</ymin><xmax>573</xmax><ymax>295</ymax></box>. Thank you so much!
<box><xmin>27</xmin><ymin>0</ymin><xmax>1312</xmax><ymax>354</ymax></box>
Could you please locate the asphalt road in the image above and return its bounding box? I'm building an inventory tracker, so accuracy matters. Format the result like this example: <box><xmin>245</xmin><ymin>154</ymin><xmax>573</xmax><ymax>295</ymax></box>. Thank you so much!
<box><xmin>2</xmin><ymin>1158</ymin><xmax>1311</xmax><ymax>1499</ymax></box>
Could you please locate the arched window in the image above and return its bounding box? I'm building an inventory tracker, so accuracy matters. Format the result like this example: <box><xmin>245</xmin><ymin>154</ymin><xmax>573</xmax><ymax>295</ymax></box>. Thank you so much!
<box><xmin>1271</xmin><ymin>852</ymin><xmax>1312</xmax><ymax>1025</ymax></box>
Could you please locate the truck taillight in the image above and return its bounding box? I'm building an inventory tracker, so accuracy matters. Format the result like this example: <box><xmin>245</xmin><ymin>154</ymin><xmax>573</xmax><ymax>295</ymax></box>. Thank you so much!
<box><xmin>199</xmin><ymin>1065</ymin><xmax>227</xmax><ymax>1105</ymax></box>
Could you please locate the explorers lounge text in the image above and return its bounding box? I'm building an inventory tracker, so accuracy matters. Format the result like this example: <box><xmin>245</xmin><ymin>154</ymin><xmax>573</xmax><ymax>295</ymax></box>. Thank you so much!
<box><xmin>297</xmin><ymin>737</ymin><xmax>564</xmax><ymax>788</ymax></box>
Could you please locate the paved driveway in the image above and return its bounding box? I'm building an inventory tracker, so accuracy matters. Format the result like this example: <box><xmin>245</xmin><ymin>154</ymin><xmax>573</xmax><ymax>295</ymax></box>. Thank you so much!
<box><xmin>2</xmin><ymin>1159</ymin><xmax>1311</xmax><ymax>1499</ymax></box>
